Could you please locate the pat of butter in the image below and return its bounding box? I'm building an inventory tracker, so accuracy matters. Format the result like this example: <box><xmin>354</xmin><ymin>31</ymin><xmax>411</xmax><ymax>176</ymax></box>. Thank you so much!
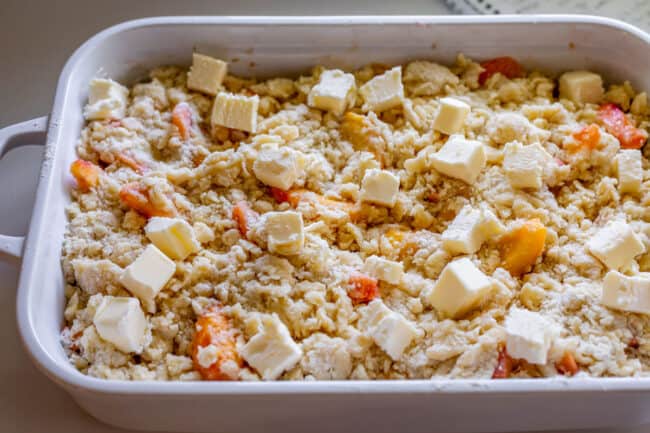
<box><xmin>93</xmin><ymin>296</ymin><xmax>147</xmax><ymax>353</ymax></box>
<box><xmin>308</xmin><ymin>69</ymin><xmax>356</xmax><ymax>116</ymax></box>
<box><xmin>430</xmin><ymin>135</ymin><xmax>487</xmax><ymax>185</ymax></box>
<box><xmin>505</xmin><ymin>308</ymin><xmax>556</xmax><ymax>365</ymax></box>
<box><xmin>433</xmin><ymin>97</ymin><xmax>471</xmax><ymax>135</ymax></box>
<box><xmin>359</xmin><ymin>66</ymin><xmax>404</xmax><ymax>112</ymax></box>
<box><xmin>503</xmin><ymin>142</ymin><xmax>553</xmax><ymax>190</ymax></box>
<box><xmin>602</xmin><ymin>270</ymin><xmax>650</xmax><ymax>315</ymax></box>
<box><xmin>187</xmin><ymin>53</ymin><xmax>228</xmax><ymax>95</ymax></box>
<box><xmin>369</xmin><ymin>309</ymin><xmax>418</xmax><ymax>361</ymax></box>
<box><xmin>253</xmin><ymin>147</ymin><xmax>299</xmax><ymax>190</ymax></box>
<box><xmin>84</xmin><ymin>78</ymin><xmax>129</xmax><ymax>121</ymax></box>
<box><xmin>211</xmin><ymin>92</ymin><xmax>259</xmax><ymax>133</ymax></box>
<box><xmin>119</xmin><ymin>245</ymin><xmax>176</xmax><ymax>313</ymax></box>
<box><xmin>615</xmin><ymin>150</ymin><xmax>643</xmax><ymax>195</ymax></box>
<box><xmin>558</xmin><ymin>71</ymin><xmax>604</xmax><ymax>104</ymax></box>
<box><xmin>441</xmin><ymin>204</ymin><xmax>504</xmax><ymax>255</ymax></box>
<box><xmin>586</xmin><ymin>220</ymin><xmax>645</xmax><ymax>270</ymax></box>
<box><xmin>240</xmin><ymin>314</ymin><xmax>302</xmax><ymax>380</ymax></box>
<box><xmin>145</xmin><ymin>217</ymin><xmax>201</xmax><ymax>261</ymax></box>
<box><xmin>360</xmin><ymin>169</ymin><xmax>400</xmax><ymax>207</ymax></box>
<box><xmin>363</xmin><ymin>255</ymin><xmax>404</xmax><ymax>285</ymax></box>
<box><xmin>265</xmin><ymin>211</ymin><xmax>304</xmax><ymax>256</ymax></box>
<box><xmin>426</xmin><ymin>257</ymin><xmax>492</xmax><ymax>319</ymax></box>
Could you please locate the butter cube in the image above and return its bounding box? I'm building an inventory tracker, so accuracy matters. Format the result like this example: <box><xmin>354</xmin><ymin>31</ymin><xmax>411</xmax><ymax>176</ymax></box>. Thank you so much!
<box><xmin>119</xmin><ymin>245</ymin><xmax>176</xmax><ymax>313</ymax></box>
<box><xmin>211</xmin><ymin>92</ymin><xmax>259</xmax><ymax>132</ymax></box>
<box><xmin>253</xmin><ymin>147</ymin><xmax>299</xmax><ymax>190</ymax></box>
<box><xmin>503</xmin><ymin>142</ymin><xmax>552</xmax><ymax>189</ymax></box>
<box><xmin>93</xmin><ymin>296</ymin><xmax>147</xmax><ymax>353</ymax></box>
<box><xmin>187</xmin><ymin>53</ymin><xmax>228</xmax><ymax>95</ymax></box>
<box><xmin>558</xmin><ymin>71</ymin><xmax>604</xmax><ymax>104</ymax></box>
<box><xmin>359</xmin><ymin>66</ymin><xmax>404</xmax><ymax>112</ymax></box>
<box><xmin>602</xmin><ymin>270</ymin><xmax>650</xmax><ymax>315</ymax></box>
<box><xmin>84</xmin><ymin>78</ymin><xmax>129</xmax><ymax>120</ymax></box>
<box><xmin>240</xmin><ymin>314</ymin><xmax>302</xmax><ymax>380</ymax></box>
<box><xmin>615</xmin><ymin>150</ymin><xmax>643</xmax><ymax>194</ymax></box>
<box><xmin>369</xmin><ymin>309</ymin><xmax>418</xmax><ymax>360</ymax></box>
<box><xmin>433</xmin><ymin>97</ymin><xmax>471</xmax><ymax>135</ymax></box>
<box><xmin>145</xmin><ymin>217</ymin><xmax>201</xmax><ymax>261</ymax></box>
<box><xmin>430</xmin><ymin>135</ymin><xmax>487</xmax><ymax>184</ymax></box>
<box><xmin>586</xmin><ymin>220</ymin><xmax>645</xmax><ymax>270</ymax></box>
<box><xmin>441</xmin><ymin>204</ymin><xmax>505</xmax><ymax>255</ymax></box>
<box><xmin>308</xmin><ymin>69</ymin><xmax>356</xmax><ymax>116</ymax></box>
<box><xmin>427</xmin><ymin>257</ymin><xmax>492</xmax><ymax>319</ymax></box>
<box><xmin>505</xmin><ymin>308</ymin><xmax>555</xmax><ymax>364</ymax></box>
<box><xmin>360</xmin><ymin>169</ymin><xmax>400</xmax><ymax>207</ymax></box>
<box><xmin>363</xmin><ymin>255</ymin><xmax>404</xmax><ymax>285</ymax></box>
<box><xmin>265</xmin><ymin>211</ymin><xmax>304</xmax><ymax>255</ymax></box>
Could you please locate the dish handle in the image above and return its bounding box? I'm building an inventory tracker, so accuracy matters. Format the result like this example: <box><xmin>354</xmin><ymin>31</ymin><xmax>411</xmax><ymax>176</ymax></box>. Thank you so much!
<box><xmin>0</xmin><ymin>116</ymin><xmax>48</xmax><ymax>262</ymax></box>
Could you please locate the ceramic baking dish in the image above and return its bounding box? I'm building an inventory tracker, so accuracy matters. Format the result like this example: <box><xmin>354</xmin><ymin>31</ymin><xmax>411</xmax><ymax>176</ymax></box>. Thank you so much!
<box><xmin>2</xmin><ymin>15</ymin><xmax>650</xmax><ymax>433</ymax></box>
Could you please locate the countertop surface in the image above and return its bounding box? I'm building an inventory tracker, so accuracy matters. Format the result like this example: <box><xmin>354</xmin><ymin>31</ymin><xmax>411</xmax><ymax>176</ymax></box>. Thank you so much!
<box><xmin>1</xmin><ymin>1</ymin><xmax>648</xmax><ymax>432</ymax></box>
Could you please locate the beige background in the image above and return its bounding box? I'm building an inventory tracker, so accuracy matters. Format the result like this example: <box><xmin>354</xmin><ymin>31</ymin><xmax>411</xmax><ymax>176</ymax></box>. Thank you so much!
<box><xmin>0</xmin><ymin>1</ymin><xmax>647</xmax><ymax>432</ymax></box>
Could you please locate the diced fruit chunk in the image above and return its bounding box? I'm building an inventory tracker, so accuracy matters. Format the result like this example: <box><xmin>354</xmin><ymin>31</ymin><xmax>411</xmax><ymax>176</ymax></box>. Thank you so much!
<box><xmin>598</xmin><ymin>103</ymin><xmax>648</xmax><ymax>149</ymax></box>
<box><xmin>232</xmin><ymin>201</ymin><xmax>259</xmax><ymax>238</ymax></box>
<box><xmin>308</xmin><ymin>69</ymin><xmax>356</xmax><ymax>116</ymax></box>
<box><xmin>499</xmin><ymin>219</ymin><xmax>547</xmax><ymax>276</ymax></box>
<box><xmin>115</xmin><ymin>152</ymin><xmax>146</xmax><ymax>174</ymax></box>
<box><xmin>359</xmin><ymin>66</ymin><xmax>404</xmax><ymax>112</ymax></box>
<box><xmin>145</xmin><ymin>217</ymin><xmax>201</xmax><ymax>261</ymax></box>
<box><xmin>93</xmin><ymin>296</ymin><xmax>147</xmax><ymax>353</ymax></box>
<box><xmin>427</xmin><ymin>257</ymin><xmax>493</xmax><ymax>319</ymax></box>
<box><xmin>433</xmin><ymin>97</ymin><xmax>471</xmax><ymax>135</ymax></box>
<box><xmin>340</xmin><ymin>112</ymin><xmax>386</xmax><ymax>158</ymax></box>
<box><xmin>601</xmin><ymin>270</ymin><xmax>650</xmax><ymax>315</ymax></box>
<box><xmin>478</xmin><ymin>57</ymin><xmax>524</xmax><ymax>85</ymax></box>
<box><xmin>270</xmin><ymin>187</ymin><xmax>291</xmax><ymax>203</ymax></box>
<box><xmin>70</xmin><ymin>159</ymin><xmax>101</xmax><ymax>191</ymax></box>
<box><xmin>571</xmin><ymin>123</ymin><xmax>601</xmax><ymax>152</ymax></box>
<box><xmin>586</xmin><ymin>220</ymin><xmax>645</xmax><ymax>270</ymax></box>
<box><xmin>558</xmin><ymin>71</ymin><xmax>604</xmax><ymax>104</ymax></box>
<box><xmin>187</xmin><ymin>53</ymin><xmax>228</xmax><ymax>95</ymax></box>
<box><xmin>119</xmin><ymin>245</ymin><xmax>176</xmax><ymax>313</ymax></box>
<box><xmin>348</xmin><ymin>271</ymin><xmax>380</xmax><ymax>304</ymax></box>
<box><xmin>172</xmin><ymin>102</ymin><xmax>192</xmax><ymax>140</ymax></box>
<box><xmin>360</xmin><ymin>169</ymin><xmax>400</xmax><ymax>207</ymax></box>
<box><xmin>555</xmin><ymin>352</ymin><xmax>579</xmax><ymax>376</ymax></box>
<box><xmin>192</xmin><ymin>305</ymin><xmax>241</xmax><ymax>380</ymax></box>
<box><xmin>492</xmin><ymin>344</ymin><xmax>515</xmax><ymax>379</ymax></box>
<box><xmin>505</xmin><ymin>308</ymin><xmax>556</xmax><ymax>365</ymax></box>
<box><xmin>211</xmin><ymin>92</ymin><xmax>259</xmax><ymax>133</ymax></box>
<box><xmin>119</xmin><ymin>182</ymin><xmax>176</xmax><ymax>218</ymax></box>
<box><xmin>240</xmin><ymin>314</ymin><xmax>302</xmax><ymax>380</ymax></box>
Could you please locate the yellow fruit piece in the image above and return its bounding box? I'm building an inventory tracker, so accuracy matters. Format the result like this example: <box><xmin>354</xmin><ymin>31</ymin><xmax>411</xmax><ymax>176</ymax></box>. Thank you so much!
<box><xmin>340</xmin><ymin>112</ymin><xmax>385</xmax><ymax>161</ymax></box>
<box><xmin>499</xmin><ymin>219</ymin><xmax>547</xmax><ymax>276</ymax></box>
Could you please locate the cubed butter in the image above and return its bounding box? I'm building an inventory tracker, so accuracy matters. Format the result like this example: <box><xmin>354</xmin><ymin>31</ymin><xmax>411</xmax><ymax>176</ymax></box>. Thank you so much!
<box><xmin>363</xmin><ymin>255</ymin><xmax>404</xmax><ymax>285</ymax></box>
<box><xmin>187</xmin><ymin>53</ymin><xmax>228</xmax><ymax>95</ymax></box>
<box><xmin>265</xmin><ymin>211</ymin><xmax>304</xmax><ymax>255</ymax></box>
<box><xmin>119</xmin><ymin>245</ymin><xmax>176</xmax><ymax>313</ymax></box>
<box><xmin>359</xmin><ymin>66</ymin><xmax>404</xmax><ymax>112</ymax></box>
<box><xmin>615</xmin><ymin>150</ymin><xmax>643</xmax><ymax>194</ymax></box>
<box><xmin>253</xmin><ymin>147</ymin><xmax>299</xmax><ymax>190</ymax></box>
<box><xmin>93</xmin><ymin>296</ymin><xmax>147</xmax><ymax>353</ymax></box>
<box><xmin>308</xmin><ymin>69</ymin><xmax>356</xmax><ymax>116</ymax></box>
<box><xmin>430</xmin><ymin>135</ymin><xmax>487</xmax><ymax>184</ymax></box>
<box><xmin>433</xmin><ymin>97</ymin><xmax>471</xmax><ymax>135</ymax></box>
<box><xmin>360</xmin><ymin>169</ymin><xmax>400</xmax><ymax>207</ymax></box>
<box><xmin>240</xmin><ymin>314</ymin><xmax>302</xmax><ymax>380</ymax></box>
<box><xmin>503</xmin><ymin>142</ymin><xmax>553</xmax><ymax>190</ymax></box>
<box><xmin>505</xmin><ymin>308</ymin><xmax>555</xmax><ymax>364</ymax></box>
<box><xmin>586</xmin><ymin>220</ymin><xmax>645</xmax><ymax>270</ymax></box>
<box><xmin>369</xmin><ymin>309</ymin><xmax>418</xmax><ymax>361</ymax></box>
<box><xmin>84</xmin><ymin>78</ymin><xmax>129</xmax><ymax>120</ymax></box>
<box><xmin>558</xmin><ymin>71</ymin><xmax>604</xmax><ymax>104</ymax></box>
<box><xmin>602</xmin><ymin>270</ymin><xmax>650</xmax><ymax>315</ymax></box>
<box><xmin>441</xmin><ymin>204</ymin><xmax>505</xmax><ymax>255</ymax></box>
<box><xmin>145</xmin><ymin>217</ymin><xmax>201</xmax><ymax>261</ymax></box>
<box><xmin>426</xmin><ymin>257</ymin><xmax>493</xmax><ymax>319</ymax></box>
<box><xmin>211</xmin><ymin>92</ymin><xmax>259</xmax><ymax>133</ymax></box>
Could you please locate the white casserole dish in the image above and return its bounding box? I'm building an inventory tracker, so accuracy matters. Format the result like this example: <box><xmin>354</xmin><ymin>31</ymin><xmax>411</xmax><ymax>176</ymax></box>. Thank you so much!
<box><xmin>2</xmin><ymin>15</ymin><xmax>650</xmax><ymax>433</ymax></box>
